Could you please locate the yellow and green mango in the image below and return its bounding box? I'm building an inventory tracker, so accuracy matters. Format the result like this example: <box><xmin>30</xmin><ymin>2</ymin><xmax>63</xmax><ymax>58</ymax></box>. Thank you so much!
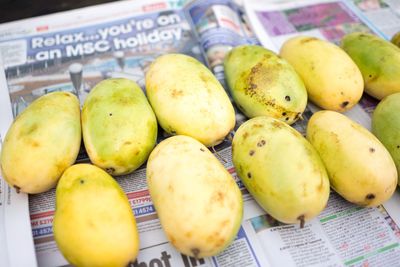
<box><xmin>232</xmin><ymin>116</ymin><xmax>330</xmax><ymax>227</ymax></box>
<box><xmin>341</xmin><ymin>32</ymin><xmax>400</xmax><ymax>100</ymax></box>
<box><xmin>82</xmin><ymin>78</ymin><xmax>157</xmax><ymax>176</ymax></box>
<box><xmin>0</xmin><ymin>92</ymin><xmax>81</xmax><ymax>194</ymax></box>
<box><xmin>224</xmin><ymin>45</ymin><xmax>307</xmax><ymax>124</ymax></box>
<box><xmin>372</xmin><ymin>92</ymin><xmax>400</xmax><ymax>185</ymax></box>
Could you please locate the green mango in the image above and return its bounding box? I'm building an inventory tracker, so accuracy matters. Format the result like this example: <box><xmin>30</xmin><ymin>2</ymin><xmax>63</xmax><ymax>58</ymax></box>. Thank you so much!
<box><xmin>0</xmin><ymin>92</ymin><xmax>81</xmax><ymax>194</ymax></box>
<box><xmin>372</xmin><ymin>92</ymin><xmax>400</xmax><ymax>185</ymax></box>
<box><xmin>232</xmin><ymin>116</ymin><xmax>329</xmax><ymax>227</ymax></box>
<box><xmin>82</xmin><ymin>78</ymin><xmax>157</xmax><ymax>175</ymax></box>
<box><xmin>147</xmin><ymin>135</ymin><xmax>243</xmax><ymax>258</ymax></box>
<box><xmin>53</xmin><ymin>164</ymin><xmax>139</xmax><ymax>267</ymax></box>
<box><xmin>224</xmin><ymin>45</ymin><xmax>307</xmax><ymax>124</ymax></box>
<box><xmin>145</xmin><ymin>54</ymin><xmax>235</xmax><ymax>147</ymax></box>
<box><xmin>307</xmin><ymin>110</ymin><xmax>397</xmax><ymax>206</ymax></box>
<box><xmin>341</xmin><ymin>32</ymin><xmax>400</xmax><ymax>100</ymax></box>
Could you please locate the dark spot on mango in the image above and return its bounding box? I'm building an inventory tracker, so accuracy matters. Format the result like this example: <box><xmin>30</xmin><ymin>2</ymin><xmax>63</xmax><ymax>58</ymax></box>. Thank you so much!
<box><xmin>80</xmin><ymin>179</ymin><xmax>85</xmax><ymax>184</ymax></box>
<box><xmin>257</xmin><ymin>140</ymin><xmax>266</xmax><ymax>147</ymax></box>
<box><xmin>109</xmin><ymin>113</ymin><xmax>112</xmax><ymax>116</ymax></box>
<box><xmin>247</xmin><ymin>172</ymin><xmax>252</xmax><ymax>178</ymax></box>
<box><xmin>366</xmin><ymin>193</ymin><xmax>375</xmax><ymax>200</ymax></box>
<box><xmin>14</xmin><ymin>185</ymin><xmax>21</xmax><ymax>193</ymax></box>
<box><xmin>285</xmin><ymin>117</ymin><xmax>289</xmax><ymax>121</ymax></box>
<box><xmin>200</xmin><ymin>148</ymin><xmax>205</xmax><ymax>152</ymax></box>
<box><xmin>249</xmin><ymin>150</ymin><xmax>255</xmax><ymax>156</ymax></box>
<box><xmin>282</xmin><ymin>112</ymin><xmax>287</xmax><ymax>116</ymax></box>
<box><xmin>341</xmin><ymin>101</ymin><xmax>349</xmax><ymax>108</ymax></box>
<box><xmin>340</xmin><ymin>91</ymin><xmax>344</xmax><ymax>95</ymax></box>
<box><xmin>191</xmin><ymin>248</ymin><xmax>200</xmax><ymax>259</ymax></box>
<box><xmin>243</xmin><ymin>132</ymin><xmax>249</xmax><ymax>140</ymax></box>
<box><xmin>170</xmin><ymin>130</ymin><xmax>176</xmax><ymax>134</ymax></box>
<box><xmin>124</xmin><ymin>141</ymin><xmax>132</xmax><ymax>145</ymax></box>
<box><xmin>64</xmin><ymin>93</ymin><xmax>71</xmax><ymax>97</ymax></box>
<box><xmin>397</xmin><ymin>145</ymin><xmax>400</xmax><ymax>149</ymax></box>
<box><xmin>105</xmin><ymin>167</ymin><xmax>115</xmax><ymax>174</ymax></box>
<box><xmin>298</xmin><ymin>215</ymin><xmax>305</xmax><ymax>228</ymax></box>
<box><xmin>249</xmin><ymin>83</ymin><xmax>257</xmax><ymax>89</ymax></box>
<box><xmin>285</xmin><ymin>95</ymin><xmax>291</xmax><ymax>101</ymax></box>
<box><xmin>369</xmin><ymin>147</ymin><xmax>375</xmax><ymax>153</ymax></box>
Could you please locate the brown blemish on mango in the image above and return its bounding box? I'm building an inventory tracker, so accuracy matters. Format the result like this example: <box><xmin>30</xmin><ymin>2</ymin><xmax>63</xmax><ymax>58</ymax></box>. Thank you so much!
<box><xmin>300</xmin><ymin>37</ymin><xmax>318</xmax><ymax>44</ymax></box>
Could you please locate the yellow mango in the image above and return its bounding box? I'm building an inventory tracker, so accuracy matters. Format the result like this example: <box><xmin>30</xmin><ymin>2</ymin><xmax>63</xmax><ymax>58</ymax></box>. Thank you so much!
<box><xmin>82</xmin><ymin>78</ymin><xmax>157</xmax><ymax>175</ymax></box>
<box><xmin>145</xmin><ymin>54</ymin><xmax>235</xmax><ymax>147</ymax></box>
<box><xmin>0</xmin><ymin>92</ymin><xmax>81</xmax><ymax>194</ymax></box>
<box><xmin>307</xmin><ymin>111</ymin><xmax>397</xmax><ymax>206</ymax></box>
<box><xmin>232</xmin><ymin>116</ymin><xmax>330</xmax><ymax>226</ymax></box>
<box><xmin>280</xmin><ymin>36</ymin><xmax>363</xmax><ymax>112</ymax></box>
<box><xmin>53</xmin><ymin>164</ymin><xmax>139</xmax><ymax>267</ymax></box>
<box><xmin>147</xmin><ymin>135</ymin><xmax>243</xmax><ymax>258</ymax></box>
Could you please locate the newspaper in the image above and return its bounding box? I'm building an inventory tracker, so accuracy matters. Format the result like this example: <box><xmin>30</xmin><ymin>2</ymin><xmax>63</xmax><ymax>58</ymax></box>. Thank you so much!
<box><xmin>1</xmin><ymin>0</ymin><xmax>400</xmax><ymax>266</ymax></box>
<box><xmin>351</xmin><ymin>0</ymin><xmax>400</xmax><ymax>39</ymax></box>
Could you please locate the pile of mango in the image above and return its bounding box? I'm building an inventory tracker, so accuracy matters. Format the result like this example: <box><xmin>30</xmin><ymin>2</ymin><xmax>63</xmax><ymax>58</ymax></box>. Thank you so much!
<box><xmin>1</xmin><ymin>31</ymin><xmax>400</xmax><ymax>266</ymax></box>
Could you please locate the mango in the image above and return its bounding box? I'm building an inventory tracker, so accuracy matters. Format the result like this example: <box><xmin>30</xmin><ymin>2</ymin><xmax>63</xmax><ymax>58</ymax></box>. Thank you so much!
<box><xmin>232</xmin><ymin>116</ymin><xmax>329</xmax><ymax>227</ymax></box>
<box><xmin>392</xmin><ymin>31</ymin><xmax>400</xmax><ymax>47</ymax></box>
<box><xmin>307</xmin><ymin>110</ymin><xmax>397</xmax><ymax>206</ymax></box>
<box><xmin>53</xmin><ymin>164</ymin><xmax>139</xmax><ymax>267</ymax></box>
<box><xmin>145</xmin><ymin>54</ymin><xmax>235</xmax><ymax>147</ymax></box>
<box><xmin>0</xmin><ymin>92</ymin><xmax>81</xmax><ymax>194</ymax></box>
<box><xmin>372</xmin><ymin>92</ymin><xmax>400</xmax><ymax>185</ymax></box>
<box><xmin>341</xmin><ymin>32</ymin><xmax>400</xmax><ymax>100</ymax></box>
<box><xmin>146</xmin><ymin>135</ymin><xmax>243</xmax><ymax>258</ymax></box>
<box><xmin>224</xmin><ymin>45</ymin><xmax>307</xmax><ymax>124</ymax></box>
<box><xmin>82</xmin><ymin>78</ymin><xmax>157</xmax><ymax>176</ymax></box>
<box><xmin>280</xmin><ymin>36</ymin><xmax>363</xmax><ymax>111</ymax></box>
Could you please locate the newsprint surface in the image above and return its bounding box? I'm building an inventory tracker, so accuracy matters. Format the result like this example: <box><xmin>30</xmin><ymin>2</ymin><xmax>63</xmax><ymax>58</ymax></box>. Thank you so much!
<box><xmin>0</xmin><ymin>0</ymin><xmax>400</xmax><ymax>266</ymax></box>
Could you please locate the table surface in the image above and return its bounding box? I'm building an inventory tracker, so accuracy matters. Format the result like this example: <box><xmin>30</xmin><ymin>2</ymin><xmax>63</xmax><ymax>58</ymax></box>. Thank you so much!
<box><xmin>0</xmin><ymin>0</ymin><xmax>117</xmax><ymax>23</ymax></box>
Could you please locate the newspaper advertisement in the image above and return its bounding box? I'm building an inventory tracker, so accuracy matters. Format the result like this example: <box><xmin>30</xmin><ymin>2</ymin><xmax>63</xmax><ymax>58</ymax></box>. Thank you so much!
<box><xmin>1</xmin><ymin>0</ymin><xmax>400</xmax><ymax>266</ymax></box>
<box><xmin>351</xmin><ymin>0</ymin><xmax>400</xmax><ymax>39</ymax></box>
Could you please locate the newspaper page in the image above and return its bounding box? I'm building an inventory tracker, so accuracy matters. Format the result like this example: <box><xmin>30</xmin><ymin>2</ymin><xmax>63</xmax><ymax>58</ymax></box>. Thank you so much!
<box><xmin>1</xmin><ymin>0</ymin><xmax>400</xmax><ymax>267</ymax></box>
<box><xmin>243</xmin><ymin>0</ymin><xmax>400</xmax><ymax>266</ymax></box>
<box><xmin>351</xmin><ymin>0</ymin><xmax>400</xmax><ymax>39</ymax></box>
<box><xmin>0</xmin><ymin>55</ymin><xmax>38</xmax><ymax>266</ymax></box>
<box><xmin>0</xmin><ymin>0</ymin><xmax>267</xmax><ymax>266</ymax></box>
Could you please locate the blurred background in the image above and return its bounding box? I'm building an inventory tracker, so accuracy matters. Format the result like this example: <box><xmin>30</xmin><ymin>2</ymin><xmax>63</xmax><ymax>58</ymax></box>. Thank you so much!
<box><xmin>0</xmin><ymin>0</ymin><xmax>117</xmax><ymax>23</ymax></box>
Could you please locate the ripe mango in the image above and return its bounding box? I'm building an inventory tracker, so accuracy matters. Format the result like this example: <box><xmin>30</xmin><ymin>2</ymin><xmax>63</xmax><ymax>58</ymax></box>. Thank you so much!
<box><xmin>224</xmin><ymin>45</ymin><xmax>307</xmax><ymax>124</ymax></box>
<box><xmin>372</xmin><ymin>92</ymin><xmax>400</xmax><ymax>185</ymax></box>
<box><xmin>53</xmin><ymin>164</ymin><xmax>139</xmax><ymax>267</ymax></box>
<box><xmin>146</xmin><ymin>135</ymin><xmax>243</xmax><ymax>258</ymax></box>
<box><xmin>307</xmin><ymin>111</ymin><xmax>397</xmax><ymax>206</ymax></box>
<box><xmin>145</xmin><ymin>54</ymin><xmax>235</xmax><ymax>147</ymax></box>
<box><xmin>232</xmin><ymin>116</ymin><xmax>330</xmax><ymax>227</ymax></box>
<box><xmin>82</xmin><ymin>78</ymin><xmax>157</xmax><ymax>176</ymax></box>
<box><xmin>341</xmin><ymin>32</ymin><xmax>400</xmax><ymax>100</ymax></box>
<box><xmin>280</xmin><ymin>36</ymin><xmax>363</xmax><ymax>111</ymax></box>
<box><xmin>0</xmin><ymin>92</ymin><xmax>81</xmax><ymax>194</ymax></box>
